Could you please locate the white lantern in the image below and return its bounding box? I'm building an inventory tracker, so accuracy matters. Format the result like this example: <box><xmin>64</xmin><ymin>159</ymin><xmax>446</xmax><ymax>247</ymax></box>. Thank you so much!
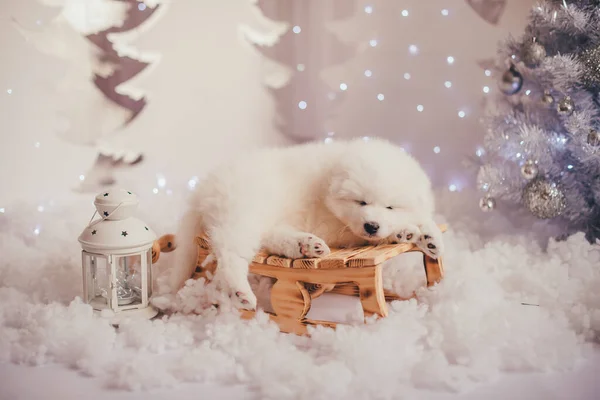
<box><xmin>78</xmin><ymin>189</ymin><xmax>158</xmax><ymax>323</ymax></box>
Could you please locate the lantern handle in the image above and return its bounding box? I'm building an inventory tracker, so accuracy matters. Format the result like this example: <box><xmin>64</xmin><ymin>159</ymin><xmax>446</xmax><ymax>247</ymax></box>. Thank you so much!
<box><xmin>86</xmin><ymin>201</ymin><xmax>126</xmax><ymax>228</ymax></box>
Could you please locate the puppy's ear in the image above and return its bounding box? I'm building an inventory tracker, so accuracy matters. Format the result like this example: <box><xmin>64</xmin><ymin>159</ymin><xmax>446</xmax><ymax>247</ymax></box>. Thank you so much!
<box><xmin>327</xmin><ymin>176</ymin><xmax>345</xmax><ymax>198</ymax></box>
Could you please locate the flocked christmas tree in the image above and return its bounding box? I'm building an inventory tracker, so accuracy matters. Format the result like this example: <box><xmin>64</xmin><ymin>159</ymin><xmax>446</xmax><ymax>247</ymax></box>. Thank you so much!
<box><xmin>477</xmin><ymin>0</ymin><xmax>600</xmax><ymax>242</ymax></box>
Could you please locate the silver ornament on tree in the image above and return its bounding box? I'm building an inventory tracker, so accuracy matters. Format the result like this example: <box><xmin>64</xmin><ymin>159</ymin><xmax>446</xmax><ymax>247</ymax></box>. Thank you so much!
<box><xmin>588</xmin><ymin>129</ymin><xmax>600</xmax><ymax>146</ymax></box>
<box><xmin>479</xmin><ymin>196</ymin><xmax>496</xmax><ymax>212</ymax></box>
<box><xmin>557</xmin><ymin>96</ymin><xmax>575</xmax><ymax>115</ymax></box>
<box><xmin>541</xmin><ymin>90</ymin><xmax>554</xmax><ymax>105</ymax></box>
<box><xmin>522</xmin><ymin>177</ymin><xmax>566</xmax><ymax>219</ymax></box>
<box><xmin>520</xmin><ymin>160</ymin><xmax>539</xmax><ymax>180</ymax></box>
<box><xmin>498</xmin><ymin>63</ymin><xmax>523</xmax><ymax>95</ymax></box>
<box><xmin>522</xmin><ymin>39</ymin><xmax>546</xmax><ymax>67</ymax></box>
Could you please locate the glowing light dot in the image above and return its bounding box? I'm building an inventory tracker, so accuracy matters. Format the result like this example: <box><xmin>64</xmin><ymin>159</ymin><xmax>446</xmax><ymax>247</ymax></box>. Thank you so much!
<box><xmin>188</xmin><ymin>178</ymin><xmax>198</xmax><ymax>189</ymax></box>
<box><xmin>567</xmin><ymin>164</ymin><xmax>574</xmax><ymax>169</ymax></box>
<box><xmin>364</xmin><ymin>69</ymin><xmax>372</xmax><ymax>77</ymax></box>
<box><xmin>292</xmin><ymin>25</ymin><xmax>301</xmax><ymax>34</ymax></box>
<box><xmin>447</xmin><ymin>56</ymin><xmax>455</xmax><ymax>64</ymax></box>
<box><xmin>138</xmin><ymin>3</ymin><xmax>146</xmax><ymax>10</ymax></box>
<box><xmin>516</xmin><ymin>152</ymin><xmax>522</xmax><ymax>158</ymax></box>
<box><xmin>483</xmin><ymin>86</ymin><xmax>490</xmax><ymax>93</ymax></box>
<box><xmin>485</xmin><ymin>69</ymin><xmax>492</xmax><ymax>76</ymax></box>
<box><xmin>324</xmin><ymin>137</ymin><xmax>333</xmax><ymax>144</ymax></box>
<box><xmin>449</xmin><ymin>184</ymin><xmax>458</xmax><ymax>192</ymax></box>
<box><xmin>79</xmin><ymin>175</ymin><xmax>85</xmax><ymax>181</ymax></box>
<box><xmin>298</xmin><ymin>101</ymin><xmax>307</xmax><ymax>109</ymax></box>
<box><xmin>37</xmin><ymin>205</ymin><xmax>44</xmax><ymax>212</ymax></box>
<box><xmin>34</xmin><ymin>141</ymin><xmax>40</xmax><ymax>148</ymax></box>
<box><xmin>525</xmin><ymin>90</ymin><xmax>531</xmax><ymax>95</ymax></box>
<box><xmin>417</xmin><ymin>104</ymin><xmax>424</xmax><ymax>112</ymax></box>
<box><xmin>364</xmin><ymin>5</ymin><xmax>373</xmax><ymax>13</ymax></box>
<box><xmin>458</xmin><ymin>110</ymin><xmax>466</xmax><ymax>118</ymax></box>
<box><xmin>7</xmin><ymin>89</ymin><xmax>12</xmax><ymax>94</ymax></box>
<box><xmin>403</xmin><ymin>73</ymin><xmax>411</xmax><ymax>80</ymax></box>
<box><xmin>157</xmin><ymin>176</ymin><xmax>166</xmax><ymax>188</ymax></box>
<box><xmin>433</xmin><ymin>146</ymin><xmax>441</xmax><ymax>154</ymax></box>
<box><xmin>377</xmin><ymin>93</ymin><xmax>384</xmax><ymax>101</ymax></box>
<box><xmin>441</xmin><ymin>9</ymin><xmax>449</xmax><ymax>16</ymax></box>
<box><xmin>34</xmin><ymin>226</ymin><xmax>41</xmax><ymax>236</ymax></box>
<box><xmin>339</xmin><ymin>83</ymin><xmax>348</xmax><ymax>91</ymax></box>
<box><xmin>297</xmin><ymin>64</ymin><xmax>305</xmax><ymax>72</ymax></box>
<box><xmin>408</xmin><ymin>45</ymin><xmax>418</xmax><ymax>55</ymax></box>
<box><xmin>476</xmin><ymin>147</ymin><xmax>485</xmax><ymax>157</ymax></box>
<box><xmin>511</xmin><ymin>54</ymin><xmax>516</xmax><ymax>59</ymax></box>
<box><xmin>152</xmin><ymin>188</ymin><xmax>159</xmax><ymax>194</ymax></box>
<box><xmin>0</xmin><ymin>208</ymin><xmax>4</xmax><ymax>213</ymax></box>
<box><xmin>401</xmin><ymin>9</ymin><xmax>409</xmax><ymax>17</ymax></box>
<box><xmin>369</xmin><ymin>39</ymin><xmax>378</xmax><ymax>47</ymax></box>
<box><xmin>444</xmin><ymin>81</ymin><xmax>452</xmax><ymax>88</ymax></box>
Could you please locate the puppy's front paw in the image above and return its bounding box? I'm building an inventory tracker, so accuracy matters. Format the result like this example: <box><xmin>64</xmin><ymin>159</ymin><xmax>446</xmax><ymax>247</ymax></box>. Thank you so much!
<box><xmin>416</xmin><ymin>222</ymin><xmax>444</xmax><ymax>259</ymax></box>
<box><xmin>389</xmin><ymin>224</ymin><xmax>421</xmax><ymax>244</ymax></box>
<box><xmin>298</xmin><ymin>234</ymin><xmax>330</xmax><ymax>258</ymax></box>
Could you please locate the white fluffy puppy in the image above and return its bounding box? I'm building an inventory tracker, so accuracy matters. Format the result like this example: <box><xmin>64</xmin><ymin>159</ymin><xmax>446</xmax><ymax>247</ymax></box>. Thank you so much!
<box><xmin>169</xmin><ymin>138</ymin><xmax>443</xmax><ymax>309</ymax></box>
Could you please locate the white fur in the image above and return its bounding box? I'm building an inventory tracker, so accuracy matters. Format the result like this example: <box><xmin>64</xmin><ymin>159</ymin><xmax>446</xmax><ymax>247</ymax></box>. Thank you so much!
<box><xmin>169</xmin><ymin>138</ymin><xmax>443</xmax><ymax>308</ymax></box>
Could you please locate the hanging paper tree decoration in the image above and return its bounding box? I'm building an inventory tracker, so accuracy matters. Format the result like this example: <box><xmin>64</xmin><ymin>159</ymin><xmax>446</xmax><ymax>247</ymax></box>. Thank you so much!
<box><xmin>243</xmin><ymin>0</ymin><xmax>355</xmax><ymax>142</ymax></box>
<box><xmin>86</xmin><ymin>0</ymin><xmax>162</xmax><ymax>125</ymax></box>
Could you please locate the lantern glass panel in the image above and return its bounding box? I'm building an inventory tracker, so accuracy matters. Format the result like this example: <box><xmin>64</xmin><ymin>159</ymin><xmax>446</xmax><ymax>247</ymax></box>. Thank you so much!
<box><xmin>146</xmin><ymin>250</ymin><xmax>153</xmax><ymax>298</ymax></box>
<box><xmin>86</xmin><ymin>253</ymin><xmax>110</xmax><ymax>308</ymax></box>
<box><xmin>114</xmin><ymin>254</ymin><xmax>143</xmax><ymax>307</ymax></box>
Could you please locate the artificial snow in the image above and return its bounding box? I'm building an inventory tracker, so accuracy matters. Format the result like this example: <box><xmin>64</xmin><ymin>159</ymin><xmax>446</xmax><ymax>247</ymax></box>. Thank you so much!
<box><xmin>0</xmin><ymin>188</ymin><xmax>599</xmax><ymax>399</ymax></box>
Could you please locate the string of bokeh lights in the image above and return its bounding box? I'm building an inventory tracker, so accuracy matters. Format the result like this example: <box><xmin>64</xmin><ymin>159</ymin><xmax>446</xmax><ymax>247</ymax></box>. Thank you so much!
<box><xmin>291</xmin><ymin>4</ymin><xmax>493</xmax><ymax>193</ymax></box>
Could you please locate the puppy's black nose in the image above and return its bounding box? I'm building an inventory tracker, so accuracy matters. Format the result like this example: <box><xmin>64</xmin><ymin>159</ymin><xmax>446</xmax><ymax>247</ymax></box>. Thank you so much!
<box><xmin>364</xmin><ymin>222</ymin><xmax>379</xmax><ymax>235</ymax></box>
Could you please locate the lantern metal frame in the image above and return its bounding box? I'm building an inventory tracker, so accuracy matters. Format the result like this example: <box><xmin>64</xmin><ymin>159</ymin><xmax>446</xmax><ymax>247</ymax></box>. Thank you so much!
<box><xmin>79</xmin><ymin>190</ymin><xmax>159</xmax><ymax>324</ymax></box>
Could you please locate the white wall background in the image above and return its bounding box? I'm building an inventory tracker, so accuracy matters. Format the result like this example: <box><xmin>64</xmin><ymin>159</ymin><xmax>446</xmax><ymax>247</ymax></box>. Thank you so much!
<box><xmin>0</xmin><ymin>0</ymin><xmax>535</xmax><ymax>209</ymax></box>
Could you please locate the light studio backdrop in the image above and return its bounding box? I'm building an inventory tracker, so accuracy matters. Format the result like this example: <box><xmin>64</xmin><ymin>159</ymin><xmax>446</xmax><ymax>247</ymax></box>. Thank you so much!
<box><xmin>5</xmin><ymin>2</ymin><xmax>600</xmax><ymax>400</ymax></box>
<box><xmin>0</xmin><ymin>0</ymin><xmax>534</xmax><ymax>209</ymax></box>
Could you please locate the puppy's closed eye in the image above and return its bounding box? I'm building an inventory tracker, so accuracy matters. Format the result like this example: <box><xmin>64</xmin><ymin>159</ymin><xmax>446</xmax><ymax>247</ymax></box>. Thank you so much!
<box><xmin>386</xmin><ymin>206</ymin><xmax>393</xmax><ymax>210</ymax></box>
<box><xmin>355</xmin><ymin>200</ymin><xmax>368</xmax><ymax>206</ymax></box>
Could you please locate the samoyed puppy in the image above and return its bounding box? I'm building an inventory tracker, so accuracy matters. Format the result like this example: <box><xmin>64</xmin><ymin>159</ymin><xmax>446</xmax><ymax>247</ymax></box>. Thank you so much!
<box><xmin>168</xmin><ymin>138</ymin><xmax>443</xmax><ymax>309</ymax></box>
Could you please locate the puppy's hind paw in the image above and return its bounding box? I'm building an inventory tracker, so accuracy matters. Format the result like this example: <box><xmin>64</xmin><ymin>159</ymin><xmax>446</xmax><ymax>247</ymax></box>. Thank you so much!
<box><xmin>213</xmin><ymin>269</ymin><xmax>257</xmax><ymax>310</ymax></box>
<box><xmin>235</xmin><ymin>290</ymin><xmax>257</xmax><ymax>310</ymax></box>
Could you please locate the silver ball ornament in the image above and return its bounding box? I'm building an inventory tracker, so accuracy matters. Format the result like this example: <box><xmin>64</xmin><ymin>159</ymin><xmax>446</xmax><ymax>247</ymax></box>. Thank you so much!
<box><xmin>498</xmin><ymin>64</ymin><xmax>523</xmax><ymax>95</ymax></box>
<box><xmin>541</xmin><ymin>90</ymin><xmax>554</xmax><ymax>106</ymax></box>
<box><xmin>479</xmin><ymin>196</ymin><xmax>496</xmax><ymax>212</ymax></box>
<box><xmin>522</xmin><ymin>41</ymin><xmax>547</xmax><ymax>67</ymax></box>
<box><xmin>588</xmin><ymin>129</ymin><xmax>600</xmax><ymax>146</ymax></box>
<box><xmin>557</xmin><ymin>96</ymin><xmax>575</xmax><ymax>115</ymax></box>
<box><xmin>522</xmin><ymin>178</ymin><xmax>566</xmax><ymax>219</ymax></box>
<box><xmin>520</xmin><ymin>160</ymin><xmax>539</xmax><ymax>180</ymax></box>
<box><xmin>578</xmin><ymin>44</ymin><xmax>600</xmax><ymax>88</ymax></box>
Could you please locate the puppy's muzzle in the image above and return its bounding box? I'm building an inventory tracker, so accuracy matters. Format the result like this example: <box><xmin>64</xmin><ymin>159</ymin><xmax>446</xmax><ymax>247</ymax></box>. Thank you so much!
<box><xmin>363</xmin><ymin>222</ymin><xmax>379</xmax><ymax>236</ymax></box>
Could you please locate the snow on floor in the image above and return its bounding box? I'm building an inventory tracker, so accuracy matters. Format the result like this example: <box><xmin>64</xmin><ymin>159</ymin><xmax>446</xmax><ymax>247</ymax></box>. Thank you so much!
<box><xmin>0</xmin><ymin>187</ymin><xmax>599</xmax><ymax>399</ymax></box>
